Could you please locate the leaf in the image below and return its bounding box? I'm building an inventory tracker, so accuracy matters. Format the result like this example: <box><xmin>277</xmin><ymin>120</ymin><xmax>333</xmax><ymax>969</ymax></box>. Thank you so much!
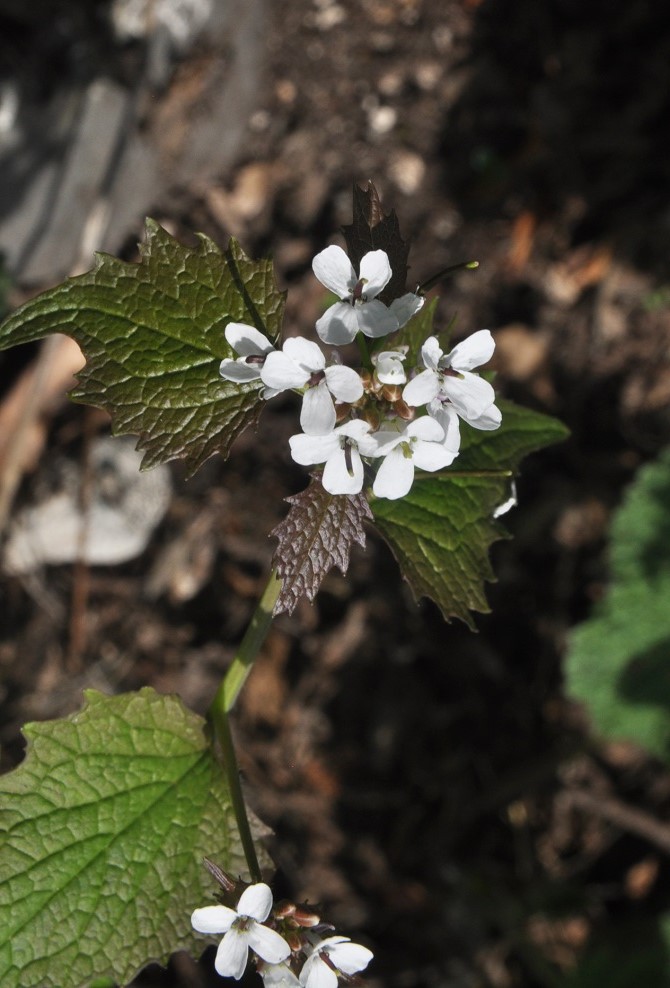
<box><xmin>341</xmin><ymin>182</ymin><xmax>410</xmax><ymax>305</ymax></box>
<box><xmin>566</xmin><ymin>447</ymin><xmax>670</xmax><ymax>758</ymax></box>
<box><xmin>372</xmin><ymin>400</ymin><xmax>569</xmax><ymax>627</ymax></box>
<box><xmin>271</xmin><ymin>476</ymin><xmax>373</xmax><ymax>615</ymax></box>
<box><xmin>0</xmin><ymin>688</ymin><xmax>259</xmax><ymax>988</ymax></box>
<box><xmin>0</xmin><ymin>221</ymin><xmax>285</xmax><ymax>474</ymax></box>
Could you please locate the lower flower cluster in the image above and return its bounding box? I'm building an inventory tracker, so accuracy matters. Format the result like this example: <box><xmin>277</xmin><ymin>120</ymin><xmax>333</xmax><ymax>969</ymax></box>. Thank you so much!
<box><xmin>219</xmin><ymin>245</ymin><xmax>501</xmax><ymax>500</ymax></box>
<box><xmin>192</xmin><ymin>881</ymin><xmax>373</xmax><ymax>988</ymax></box>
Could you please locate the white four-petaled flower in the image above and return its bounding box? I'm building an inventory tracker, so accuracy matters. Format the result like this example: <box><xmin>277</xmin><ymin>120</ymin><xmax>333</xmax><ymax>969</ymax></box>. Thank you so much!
<box><xmin>289</xmin><ymin>419</ymin><xmax>377</xmax><ymax>495</ymax></box>
<box><xmin>312</xmin><ymin>245</ymin><xmax>397</xmax><ymax>345</ymax></box>
<box><xmin>191</xmin><ymin>883</ymin><xmax>290</xmax><ymax>981</ymax></box>
<box><xmin>402</xmin><ymin>330</ymin><xmax>499</xmax><ymax>426</ymax></box>
<box><xmin>219</xmin><ymin>323</ymin><xmax>279</xmax><ymax>397</ymax></box>
<box><xmin>261</xmin><ymin>338</ymin><xmax>363</xmax><ymax>435</ymax></box>
<box><xmin>299</xmin><ymin>936</ymin><xmax>373</xmax><ymax>988</ymax></box>
<box><xmin>371</xmin><ymin>417</ymin><xmax>457</xmax><ymax>500</ymax></box>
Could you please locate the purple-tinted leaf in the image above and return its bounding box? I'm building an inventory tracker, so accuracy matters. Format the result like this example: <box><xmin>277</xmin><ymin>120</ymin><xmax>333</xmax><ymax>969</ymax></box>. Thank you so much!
<box><xmin>271</xmin><ymin>477</ymin><xmax>373</xmax><ymax>615</ymax></box>
<box><xmin>341</xmin><ymin>182</ymin><xmax>410</xmax><ymax>306</ymax></box>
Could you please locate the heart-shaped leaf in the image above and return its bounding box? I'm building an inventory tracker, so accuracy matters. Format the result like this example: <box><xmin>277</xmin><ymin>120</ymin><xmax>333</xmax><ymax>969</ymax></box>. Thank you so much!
<box><xmin>0</xmin><ymin>688</ymin><xmax>260</xmax><ymax>988</ymax></box>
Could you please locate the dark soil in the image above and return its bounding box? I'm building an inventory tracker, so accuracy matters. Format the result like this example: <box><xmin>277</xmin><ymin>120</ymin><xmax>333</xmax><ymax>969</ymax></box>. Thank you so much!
<box><xmin>2</xmin><ymin>1</ymin><xmax>670</xmax><ymax>987</ymax></box>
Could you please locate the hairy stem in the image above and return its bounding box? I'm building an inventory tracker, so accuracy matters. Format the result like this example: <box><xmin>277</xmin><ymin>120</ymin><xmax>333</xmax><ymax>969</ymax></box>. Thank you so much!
<box><xmin>207</xmin><ymin>570</ymin><xmax>282</xmax><ymax>882</ymax></box>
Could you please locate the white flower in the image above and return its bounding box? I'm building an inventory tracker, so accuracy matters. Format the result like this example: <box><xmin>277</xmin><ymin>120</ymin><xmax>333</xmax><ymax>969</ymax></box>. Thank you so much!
<box><xmin>299</xmin><ymin>936</ymin><xmax>373</xmax><ymax>988</ymax></box>
<box><xmin>191</xmin><ymin>883</ymin><xmax>290</xmax><ymax>981</ymax></box>
<box><xmin>313</xmin><ymin>245</ymin><xmax>397</xmax><ymax>344</ymax></box>
<box><xmin>402</xmin><ymin>330</ymin><xmax>499</xmax><ymax>425</ymax></box>
<box><xmin>260</xmin><ymin>961</ymin><xmax>301</xmax><ymax>988</ymax></box>
<box><xmin>261</xmin><ymin>337</ymin><xmax>363</xmax><ymax>436</ymax></box>
<box><xmin>289</xmin><ymin>419</ymin><xmax>378</xmax><ymax>495</ymax></box>
<box><xmin>219</xmin><ymin>323</ymin><xmax>279</xmax><ymax>396</ymax></box>
<box><xmin>372</xmin><ymin>347</ymin><xmax>408</xmax><ymax>385</ymax></box>
<box><xmin>372</xmin><ymin>417</ymin><xmax>457</xmax><ymax>500</ymax></box>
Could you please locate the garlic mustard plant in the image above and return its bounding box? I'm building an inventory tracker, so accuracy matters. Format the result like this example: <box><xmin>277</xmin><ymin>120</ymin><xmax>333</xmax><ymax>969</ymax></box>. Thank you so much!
<box><xmin>0</xmin><ymin>182</ymin><xmax>568</xmax><ymax>988</ymax></box>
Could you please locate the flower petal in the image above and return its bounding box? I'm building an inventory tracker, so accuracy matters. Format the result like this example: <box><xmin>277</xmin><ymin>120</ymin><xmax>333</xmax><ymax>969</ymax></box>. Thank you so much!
<box><xmin>446</xmin><ymin>329</ymin><xmax>495</xmax><ymax>371</ymax></box>
<box><xmin>219</xmin><ymin>359</ymin><xmax>262</xmax><ymax>383</ymax></box>
<box><xmin>468</xmin><ymin>402</ymin><xmax>502</xmax><ymax>430</ymax></box>
<box><xmin>225</xmin><ymin>323</ymin><xmax>274</xmax><ymax>357</ymax></box>
<box><xmin>324</xmin><ymin>364</ymin><xmax>363</xmax><ymax>402</ymax></box>
<box><xmin>312</xmin><ymin>245</ymin><xmax>356</xmax><ymax>298</ymax></box>
<box><xmin>420</xmin><ymin>336</ymin><xmax>442</xmax><ymax>372</ymax></box>
<box><xmin>402</xmin><ymin>369</ymin><xmax>440</xmax><ymax>407</ymax></box>
<box><xmin>300</xmin><ymin>955</ymin><xmax>338</xmax><ymax>988</ymax></box>
<box><xmin>412</xmin><ymin>440</ymin><xmax>455</xmax><ymax>473</ymax></box>
<box><xmin>373</xmin><ymin>447</ymin><xmax>415</xmax><ymax>500</ymax></box>
<box><xmin>261</xmin><ymin>962</ymin><xmax>301</xmax><ymax>988</ymax></box>
<box><xmin>336</xmin><ymin>418</ymin><xmax>374</xmax><ymax>443</ymax></box>
<box><xmin>322</xmin><ymin>446</ymin><xmax>364</xmax><ymax>495</ymax></box>
<box><xmin>237</xmin><ymin>883</ymin><xmax>274</xmax><ymax>922</ymax></box>
<box><xmin>389</xmin><ymin>292</ymin><xmax>424</xmax><ymax>328</ymax></box>
<box><xmin>283</xmin><ymin>337</ymin><xmax>324</xmax><ymax>374</ymax></box>
<box><xmin>428</xmin><ymin>401</ymin><xmax>461</xmax><ymax>454</ymax></box>
<box><xmin>442</xmin><ymin>372</ymin><xmax>495</xmax><ymax>421</ymax></box>
<box><xmin>289</xmin><ymin>432</ymin><xmax>339</xmax><ymax>466</ymax></box>
<box><xmin>407</xmin><ymin>416</ymin><xmax>444</xmax><ymax>442</ymax></box>
<box><xmin>327</xmin><ymin>940</ymin><xmax>374</xmax><ymax>976</ymax></box>
<box><xmin>301</xmin><ymin>384</ymin><xmax>336</xmax><ymax>436</ymax></box>
<box><xmin>368</xmin><ymin>428</ymin><xmax>404</xmax><ymax>457</ymax></box>
<box><xmin>261</xmin><ymin>351</ymin><xmax>309</xmax><ymax>390</ymax></box>
<box><xmin>356</xmin><ymin>299</ymin><xmax>398</xmax><ymax>338</ymax></box>
<box><xmin>316</xmin><ymin>302</ymin><xmax>360</xmax><ymax>345</ymax></box>
<box><xmin>248</xmin><ymin>922</ymin><xmax>292</xmax><ymax>964</ymax></box>
<box><xmin>191</xmin><ymin>904</ymin><xmax>237</xmax><ymax>934</ymax></box>
<box><xmin>215</xmin><ymin>928</ymin><xmax>250</xmax><ymax>980</ymax></box>
<box><xmin>358</xmin><ymin>249</ymin><xmax>392</xmax><ymax>298</ymax></box>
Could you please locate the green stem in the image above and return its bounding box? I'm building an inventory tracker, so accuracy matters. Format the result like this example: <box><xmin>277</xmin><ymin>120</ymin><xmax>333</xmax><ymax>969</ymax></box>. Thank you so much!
<box><xmin>207</xmin><ymin>570</ymin><xmax>282</xmax><ymax>883</ymax></box>
<box><xmin>356</xmin><ymin>333</ymin><xmax>372</xmax><ymax>371</ymax></box>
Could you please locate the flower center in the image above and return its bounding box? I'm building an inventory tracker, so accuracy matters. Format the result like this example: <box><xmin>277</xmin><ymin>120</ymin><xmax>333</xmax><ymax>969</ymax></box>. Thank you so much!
<box><xmin>351</xmin><ymin>278</ymin><xmax>368</xmax><ymax>304</ymax></box>
<box><xmin>339</xmin><ymin>435</ymin><xmax>358</xmax><ymax>476</ymax></box>
<box><xmin>308</xmin><ymin>369</ymin><xmax>326</xmax><ymax>388</ymax></box>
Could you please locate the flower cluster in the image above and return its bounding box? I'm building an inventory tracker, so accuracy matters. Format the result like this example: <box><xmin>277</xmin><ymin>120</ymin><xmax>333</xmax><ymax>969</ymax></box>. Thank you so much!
<box><xmin>192</xmin><ymin>881</ymin><xmax>373</xmax><ymax>988</ymax></box>
<box><xmin>220</xmin><ymin>244</ymin><xmax>501</xmax><ymax>500</ymax></box>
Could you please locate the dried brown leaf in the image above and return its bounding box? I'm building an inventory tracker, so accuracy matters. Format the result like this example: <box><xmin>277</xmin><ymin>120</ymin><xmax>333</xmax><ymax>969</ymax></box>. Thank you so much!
<box><xmin>341</xmin><ymin>181</ymin><xmax>410</xmax><ymax>305</ymax></box>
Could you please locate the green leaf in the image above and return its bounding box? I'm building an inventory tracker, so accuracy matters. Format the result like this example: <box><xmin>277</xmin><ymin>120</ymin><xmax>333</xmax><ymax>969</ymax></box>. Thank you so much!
<box><xmin>372</xmin><ymin>400</ymin><xmax>569</xmax><ymax>627</ymax></box>
<box><xmin>566</xmin><ymin>447</ymin><xmax>670</xmax><ymax>758</ymax></box>
<box><xmin>271</xmin><ymin>476</ymin><xmax>373</xmax><ymax>616</ymax></box>
<box><xmin>0</xmin><ymin>688</ymin><xmax>256</xmax><ymax>988</ymax></box>
<box><xmin>0</xmin><ymin>222</ymin><xmax>285</xmax><ymax>474</ymax></box>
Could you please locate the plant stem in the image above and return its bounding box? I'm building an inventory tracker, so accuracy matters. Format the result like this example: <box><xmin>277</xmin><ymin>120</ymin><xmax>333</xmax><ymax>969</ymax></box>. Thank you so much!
<box><xmin>356</xmin><ymin>333</ymin><xmax>372</xmax><ymax>371</ymax></box>
<box><xmin>207</xmin><ymin>570</ymin><xmax>283</xmax><ymax>882</ymax></box>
